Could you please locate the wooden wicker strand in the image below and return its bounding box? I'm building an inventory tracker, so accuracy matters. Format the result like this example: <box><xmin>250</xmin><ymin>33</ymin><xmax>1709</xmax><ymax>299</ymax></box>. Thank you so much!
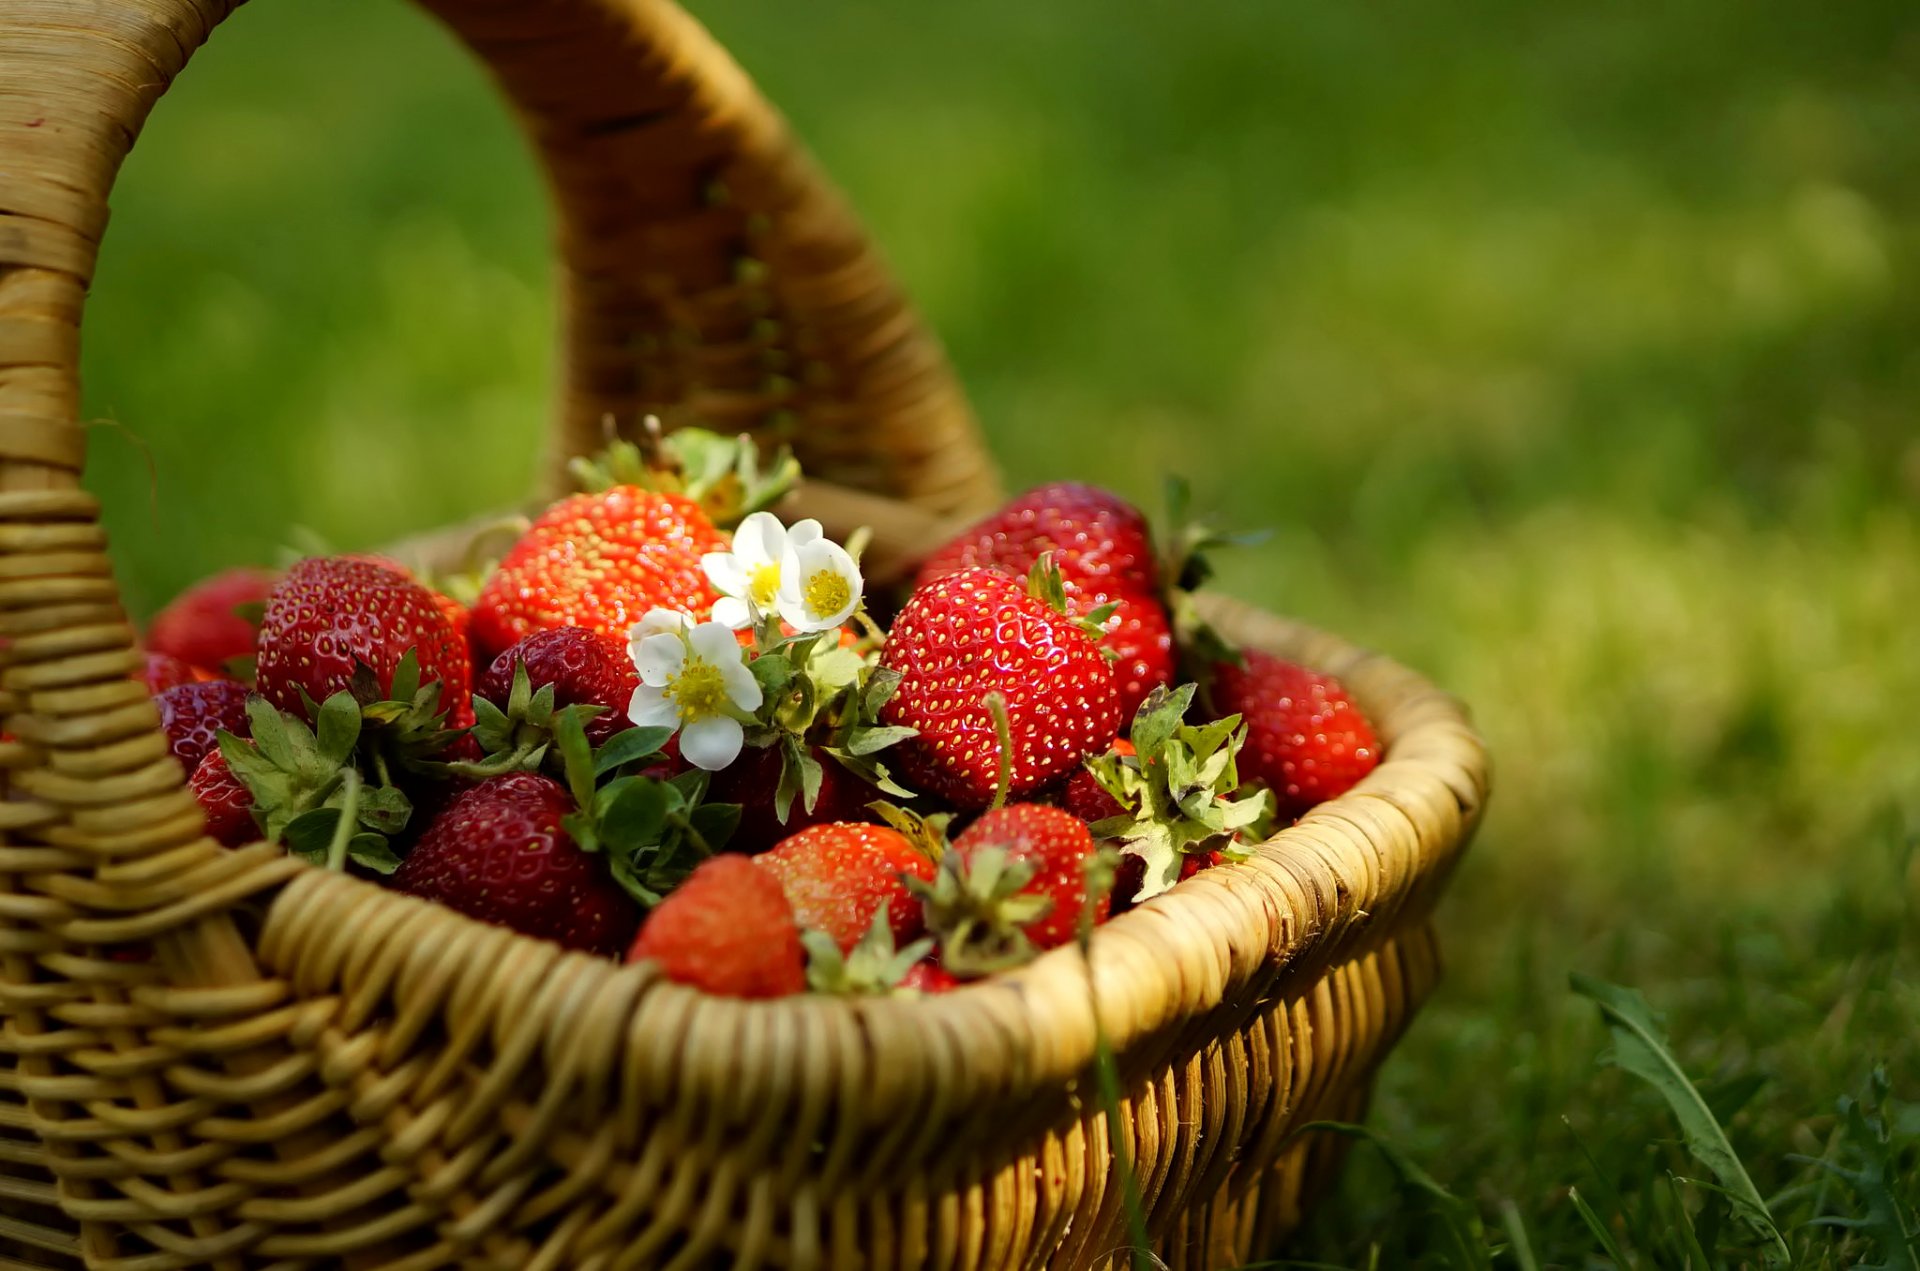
<box><xmin>0</xmin><ymin>0</ymin><xmax>1489</xmax><ymax>1266</ymax></box>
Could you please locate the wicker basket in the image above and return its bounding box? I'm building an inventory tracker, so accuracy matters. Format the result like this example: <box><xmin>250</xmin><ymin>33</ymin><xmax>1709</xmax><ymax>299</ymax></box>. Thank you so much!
<box><xmin>0</xmin><ymin>1</ymin><xmax>1489</xmax><ymax>1267</ymax></box>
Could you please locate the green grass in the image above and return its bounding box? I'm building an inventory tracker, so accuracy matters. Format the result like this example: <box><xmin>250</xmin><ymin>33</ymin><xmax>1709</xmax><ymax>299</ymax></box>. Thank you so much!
<box><xmin>76</xmin><ymin>0</ymin><xmax>1918</xmax><ymax>1263</ymax></box>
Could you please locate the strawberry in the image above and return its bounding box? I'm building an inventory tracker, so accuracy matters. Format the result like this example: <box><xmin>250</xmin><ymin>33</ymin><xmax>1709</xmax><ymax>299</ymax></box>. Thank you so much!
<box><xmin>155</xmin><ymin>679</ymin><xmax>253</xmax><ymax>772</ymax></box>
<box><xmin>1210</xmin><ymin>651</ymin><xmax>1381</xmax><ymax>821</ymax></box>
<box><xmin>389</xmin><ymin>772</ymin><xmax>640</xmax><ymax>956</ymax></box>
<box><xmin>1061</xmin><ymin>738</ymin><xmax>1134</xmax><ymax>823</ymax></box>
<box><xmin>255</xmin><ymin>557</ymin><xmax>470</xmax><ymax>723</ymax></box>
<box><xmin>757</xmin><ymin>821</ymin><xmax>938</xmax><ymax>952</ymax></box>
<box><xmin>916</xmin><ymin>482</ymin><xmax>1158</xmax><ymax>598</ymax></box>
<box><xmin>145</xmin><ymin>567</ymin><xmax>276</xmax><ymax>674</ymax></box>
<box><xmin>913</xmin><ymin>803</ymin><xmax>1109</xmax><ymax>974</ymax></box>
<box><xmin>916</xmin><ymin>485</ymin><xmax>1172</xmax><ymax>717</ymax></box>
<box><xmin>471</xmin><ymin>487</ymin><xmax>727</xmax><ymax>659</ymax></box>
<box><xmin>705</xmin><ymin>742</ymin><xmax>867</xmax><ymax>852</ymax></box>
<box><xmin>477</xmin><ymin>627</ymin><xmax>638</xmax><ymax>748</ymax></box>
<box><xmin>627</xmin><ymin>855</ymin><xmax>805</xmax><ymax>997</ymax></box>
<box><xmin>137</xmin><ymin>650</ymin><xmax>202</xmax><ymax>696</ymax></box>
<box><xmin>879</xmin><ymin>568</ymin><xmax>1121</xmax><ymax>807</ymax></box>
<box><xmin>190</xmin><ymin>747</ymin><xmax>256</xmax><ymax>847</ymax></box>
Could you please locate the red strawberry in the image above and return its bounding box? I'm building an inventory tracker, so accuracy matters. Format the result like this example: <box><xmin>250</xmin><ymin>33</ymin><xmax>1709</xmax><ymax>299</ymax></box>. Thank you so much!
<box><xmin>1082</xmin><ymin>590</ymin><xmax>1175</xmax><ymax>718</ymax></box>
<box><xmin>471</xmin><ymin>487</ymin><xmax>727</xmax><ymax>659</ymax></box>
<box><xmin>137</xmin><ymin>650</ymin><xmax>203</xmax><ymax>696</ymax></box>
<box><xmin>916</xmin><ymin>483</ymin><xmax>1158</xmax><ymax>598</ymax></box>
<box><xmin>1212</xmin><ymin>651</ymin><xmax>1381</xmax><ymax>821</ymax></box>
<box><xmin>389</xmin><ymin>772</ymin><xmax>640</xmax><ymax>956</ymax></box>
<box><xmin>705</xmin><ymin>744</ymin><xmax>868</xmax><ymax>852</ymax></box>
<box><xmin>255</xmin><ymin>557</ymin><xmax>470</xmax><ymax>722</ymax></box>
<box><xmin>155</xmin><ymin>679</ymin><xmax>253</xmax><ymax>773</ymax></box>
<box><xmin>145</xmin><ymin>567</ymin><xmax>276</xmax><ymax>674</ymax></box>
<box><xmin>477</xmin><ymin>626</ymin><xmax>638</xmax><ymax>747</ymax></box>
<box><xmin>757</xmin><ymin>822</ymin><xmax>937</xmax><ymax>952</ymax></box>
<box><xmin>880</xmin><ymin>569</ymin><xmax>1121</xmax><ymax>807</ymax></box>
<box><xmin>899</xmin><ymin>959</ymin><xmax>962</xmax><ymax>994</ymax></box>
<box><xmin>190</xmin><ymin>747</ymin><xmax>256</xmax><ymax>847</ymax></box>
<box><xmin>913</xmin><ymin>804</ymin><xmax>1109</xmax><ymax>974</ymax></box>
<box><xmin>628</xmin><ymin>855</ymin><xmax>805</xmax><ymax>997</ymax></box>
<box><xmin>1061</xmin><ymin>738</ymin><xmax>1135</xmax><ymax>824</ymax></box>
<box><xmin>916</xmin><ymin>485</ymin><xmax>1172</xmax><ymax>716</ymax></box>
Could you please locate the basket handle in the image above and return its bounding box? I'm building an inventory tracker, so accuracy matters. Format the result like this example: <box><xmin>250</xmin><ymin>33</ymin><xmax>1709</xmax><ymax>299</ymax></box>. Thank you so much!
<box><xmin>0</xmin><ymin>0</ymin><xmax>997</xmax><ymax>957</ymax></box>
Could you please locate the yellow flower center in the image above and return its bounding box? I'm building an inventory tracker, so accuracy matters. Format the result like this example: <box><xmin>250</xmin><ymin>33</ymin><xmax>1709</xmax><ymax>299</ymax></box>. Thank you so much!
<box><xmin>803</xmin><ymin>568</ymin><xmax>851</xmax><ymax>619</ymax></box>
<box><xmin>749</xmin><ymin>561</ymin><xmax>783</xmax><ymax>608</ymax></box>
<box><xmin>668</xmin><ymin>656</ymin><xmax>730</xmax><ymax>719</ymax></box>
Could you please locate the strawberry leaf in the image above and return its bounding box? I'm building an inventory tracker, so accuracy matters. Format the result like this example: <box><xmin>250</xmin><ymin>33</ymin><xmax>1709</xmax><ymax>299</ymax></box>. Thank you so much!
<box><xmin>551</xmin><ymin>707</ymin><xmax>598</xmax><ymax>813</ymax></box>
<box><xmin>347</xmin><ymin>835</ymin><xmax>402</xmax><ymax>875</ymax></box>
<box><xmin>593</xmin><ymin>726</ymin><xmax>674</xmax><ymax>777</ymax></box>
<box><xmin>689</xmin><ymin>801</ymin><xmax>741</xmax><ymax>849</ymax></box>
<box><xmin>597</xmin><ymin>776</ymin><xmax>672</xmax><ymax>847</ymax></box>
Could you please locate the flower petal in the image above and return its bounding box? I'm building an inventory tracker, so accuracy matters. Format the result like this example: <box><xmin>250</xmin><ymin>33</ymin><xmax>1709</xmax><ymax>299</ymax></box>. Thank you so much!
<box><xmin>627</xmin><ymin>686</ymin><xmax>682</xmax><ymax>730</ymax></box>
<box><xmin>710</xmin><ymin>595</ymin><xmax>754</xmax><ymax>631</ymax></box>
<box><xmin>629</xmin><ymin>608</ymin><xmax>690</xmax><ymax>654</ymax></box>
<box><xmin>680</xmin><ymin>716</ymin><xmax>745</xmax><ymax>771</ymax></box>
<box><xmin>688</xmin><ymin>620</ymin><xmax>745</xmax><ymax>665</ymax></box>
<box><xmin>786</xmin><ymin>518</ymin><xmax>824</xmax><ymax>549</ymax></box>
<box><xmin>635</xmin><ymin>633</ymin><xmax>686</xmax><ymax>686</ymax></box>
<box><xmin>720</xmin><ymin>657</ymin><xmax>764</xmax><ymax>712</ymax></box>
<box><xmin>778</xmin><ymin>538</ymin><xmax>864</xmax><ymax>632</ymax></box>
<box><xmin>730</xmin><ymin>511</ymin><xmax>787</xmax><ymax>569</ymax></box>
<box><xmin>703</xmin><ymin>551</ymin><xmax>748</xmax><ymax>597</ymax></box>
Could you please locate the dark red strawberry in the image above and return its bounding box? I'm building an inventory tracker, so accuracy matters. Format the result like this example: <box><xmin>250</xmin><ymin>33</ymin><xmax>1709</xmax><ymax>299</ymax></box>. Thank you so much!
<box><xmin>1212</xmin><ymin>651</ymin><xmax>1381</xmax><ymax>820</ymax></box>
<box><xmin>155</xmin><ymin>679</ymin><xmax>253</xmax><ymax>772</ymax></box>
<box><xmin>255</xmin><ymin>556</ymin><xmax>470</xmax><ymax>723</ymax></box>
<box><xmin>879</xmin><ymin>568</ymin><xmax>1121</xmax><ymax>807</ymax></box>
<box><xmin>145</xmin><ymin>567</ymin><xmax>276</xmax><ymax>674</ymax></box>
<box><xmin>628</xmin><ymin>855</ymin><xmax>806</xmax><ymax>997</ymax></box>
<box><xmin>915</xmin><ymin>482</ymin><xmax>1158</xmax><ymax>597</ymax></box>
<box><xmin>1061</xmin><ymin>738</ymin><xmax>1134</xmax><ymax>824</ymax></box>
<box><xmin>190</xmin><ymin>747</ymin><xmax>256</xmax><ymax>847</ymax></box>
<box><xmin>477</xmin><ymin>626</ymin><xmax>638</xmax><ymax>748</ymax></box>
<box><xmin>705</xmin><ymin>743</ymin><xmax>868</xmax><ymax>852</ymax></box>
<box><xmin>913</xmin><ymin>803</ymin><xmax>1109</xmax><ymax>974</ymax></box>
<box><xmin>137</xmin><ymin>650</ymin><xmax>202</xmax><ymax>696</ymax></box>
<box><xmin>757</xmin><ymin>822</ymin><xmax>937</xmax><ymax>952</ymax></box>
<box><xmin>389</xmin><ymin>772</ymin><xmax>639</xmax><ymax>956</ymax></box>
<box><xmin>471</xmin><ymin>487</ymin><xmax>727</xmax><ymax>659</ymax></box>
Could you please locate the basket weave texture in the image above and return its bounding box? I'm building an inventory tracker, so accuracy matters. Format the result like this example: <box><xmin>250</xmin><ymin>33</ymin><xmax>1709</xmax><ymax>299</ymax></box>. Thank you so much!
<box><xmin>0</xmin><ymin>1</ymin><xmax>1490</xmax><ymax>1267</ymax></box>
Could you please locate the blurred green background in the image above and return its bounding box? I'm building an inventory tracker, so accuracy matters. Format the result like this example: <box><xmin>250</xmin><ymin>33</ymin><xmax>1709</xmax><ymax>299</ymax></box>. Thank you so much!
<box><xmin>80</xmin><ymin>0</ymin><xmax>1916</xmax><ymax>1261</ymax></box>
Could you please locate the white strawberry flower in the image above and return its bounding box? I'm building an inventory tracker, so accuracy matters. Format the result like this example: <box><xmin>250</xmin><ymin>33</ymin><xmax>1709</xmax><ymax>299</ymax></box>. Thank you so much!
<box><xmin>777</xmin><ymin>535</ymin><xmax>863</xmax><ymax>633</ymax></box>
<box><xmin>702</xmin><ymin>512</ymin><xmax>823</xmax><ymax>631</ymax></box>
<box><xmin>627</xmin><ymin>619</ymin><xmax>764</xmax><ymax>771</ymax></box>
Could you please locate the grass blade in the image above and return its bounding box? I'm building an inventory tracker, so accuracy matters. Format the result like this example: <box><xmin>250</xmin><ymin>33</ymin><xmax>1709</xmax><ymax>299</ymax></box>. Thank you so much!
<box><xmin>1568</xmin><ymin>1185</ymin><xmax>1634</xmax><ymax>1268</ymax></box>
<box><xmin>1498</xmin><ymin>1199</ymin><xmax>1540</xmax><ymax>1271</ymax></box>
<box><xmin>1571</xmin><ymin>974</ymin><xmax>1791</xmax><ymax>1265</ymax></box>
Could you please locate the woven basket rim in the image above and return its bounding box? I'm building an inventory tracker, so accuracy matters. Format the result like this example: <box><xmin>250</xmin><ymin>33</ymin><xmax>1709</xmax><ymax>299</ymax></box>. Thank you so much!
<box><xmin>246</xmin><ymin>587</ymin><xmax>1486</xmax><ymax>1113</ymax></box>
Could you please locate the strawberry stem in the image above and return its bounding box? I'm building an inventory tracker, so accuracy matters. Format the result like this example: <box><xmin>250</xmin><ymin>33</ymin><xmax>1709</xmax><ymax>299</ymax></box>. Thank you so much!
<box><xmin>326</xmin><ymin>768</ymin><xmax>362</xmax><ymax>872</ymax></box>
<box><xmin>986</xmin><ymin>691</ymin><xmax>1013</xmax><ymax>812</ymax></box>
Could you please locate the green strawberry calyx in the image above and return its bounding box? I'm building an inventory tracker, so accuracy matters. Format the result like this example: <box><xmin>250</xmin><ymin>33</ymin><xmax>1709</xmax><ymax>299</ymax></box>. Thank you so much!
<box><xmin>1026</xmin><ymin>554</ymin><xmax>1120</xmax><ymax>656</ymax></box>
<box><xmin>548</xmin><ymin>709</ymin><xmax>741</xmax><ymax>906</ymax></box>
<box><xmin>802</xmin><ymin>910</ymin><xmax>935</xmax><ymax>996</ymax></box>
<box><xmin>217</xmin><ymin>692</ymin><xmax>411</xmax><ymax>876</ymax></box>
<box><xmin>906</xmin><ymin>845</ymin><xmax>1051</xmax><ymax>978</ymax></box>
<box><xmin>568</xmin><ymin>418</ymin><xmax>800</xmax><ymax>529</ymax></box>
<box><xmin>1083</xmin><ymin>682</ymin><xmax>1275</xmax><ymax>903</ymax></box>
<box><xmin>737</xmin><ymin>637</ymin><xmax>919</xmax><ymax>826</ymax></box>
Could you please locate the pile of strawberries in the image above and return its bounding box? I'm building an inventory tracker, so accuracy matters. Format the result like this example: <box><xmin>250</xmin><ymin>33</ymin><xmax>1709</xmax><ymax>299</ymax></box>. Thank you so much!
<box><xmin>139</xmin><ymin>429</ymin><xmax>1382</xmax><ymax>997</ymax></box>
